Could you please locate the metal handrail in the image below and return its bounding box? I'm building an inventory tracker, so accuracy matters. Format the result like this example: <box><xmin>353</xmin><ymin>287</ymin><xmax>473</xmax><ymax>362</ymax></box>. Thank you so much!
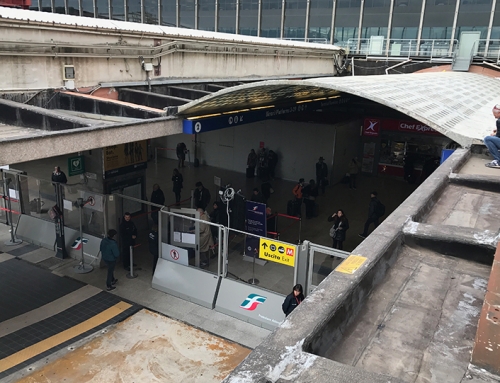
<box><xmin>342</xmin><ymin>38</ymin><xmax>458</xmax><ymax>59</ymax></box>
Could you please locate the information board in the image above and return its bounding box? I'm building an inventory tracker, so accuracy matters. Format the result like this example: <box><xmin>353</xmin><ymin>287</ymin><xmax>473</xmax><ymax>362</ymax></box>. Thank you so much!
<box><xmin>258</xmin><ymin>238</ymin><xmax>296</xmax><ymax>267</ymax></box>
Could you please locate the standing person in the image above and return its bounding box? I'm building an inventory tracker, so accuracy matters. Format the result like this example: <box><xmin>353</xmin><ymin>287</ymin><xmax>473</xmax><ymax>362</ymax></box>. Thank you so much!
<box><xmin>197</xmin><ymin>207</ymin><xmax>214</xmax><ymax>267</ymax></box>
<box><xmin>210</xmin><ymin>201</ymin><xmax>228</xmax><ymax>241</ymax></box>
<box><xmin>119</xmin><ymin>212</ymin><xmax>137</xmax><ymax>271</ymax></box>
<box><xmin>51</xmin><ymin>166</ymin><xmax>68</xmax><ymax>184</ymax></box>
<box><xmin>100</xmin><ymin>229</ymin><xmax>119</xmax><ymax>291</ymax></box>
<box><xmin>176</xmin><ymin>142</ymin><xmax>188</xmax><ymax>168</ymax></box>
<box><xmin>150</xmin><ymin>183</ymin><xmax>165</xmax><ymax>224</ymax></box>
<box><xmin>328</xmin><ymin>210</ymin><xmax>349</xmax><ymax>251</ymax></box>
<box><xmin>194</xmin><ymin>182</ymin><xmax>211</xmax><ymax>210</ymax></box>
<box><xmin>484</xmin><ymin>104</ymin><xmax>500</xmax><ymax>168</ymax></box>
<box><xmin>282</xmin><ymin>284</ymin><xmax>305</xmax><ymax>317</ymax></box>
<box><xmin>348</xmin><ymin>157</ymin><xmax>359</xmax><ymax>190</ymax></box>
<box><xmin>172</xmin><ymin>168</ymin><xmax>184</xmax><ymax>206</ymax></box>
<box><xmin>291</xmin><ymin>178</ymin><xmax>305</xmax><ymax>217</ymax></box>
<box><xmin>250</xmin><ymin>188</ymin><xmax>265</xmax><ymax>203</ymax></box>
<box><xmin>261</xmin><ymin>180</ymin><xmax>273</xmax><ymax>204</ymax></box>
<box><xmin>316</xmin><ymin>157</ymin><xmax>328</xmax><ymax>194</ymax></box>
<box><xmin>247</xmin><ymin>149</ymin><xmax>257</xmax><ymax>178</ymax></box>
<box><xmin>267</xmin><ymin>150</ymin><xmax>278</xmax><ymax>180</ymax></box>
<box><xmin>359</xmin><ymin>192</ymin><xmax>384</xmax><ymax>238</ymax></box>
<box><xmin>257</xmin><ymin>147</ymin><xmax>268</xmax><ymax>179</ymax></box>
<box><xmin>302</xmin><ymin>179</ymin><xmax>319</xmax><ymax>219</ymax></box>
<box><xmin>148</xmin><ymin>224</ymin><xmax>159</xmax><ymax>275</ymax></box>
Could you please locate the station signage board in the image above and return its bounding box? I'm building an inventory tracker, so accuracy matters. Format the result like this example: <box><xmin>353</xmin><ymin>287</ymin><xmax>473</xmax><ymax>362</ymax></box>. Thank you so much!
<box><xmin>258</xmin><ymin>238</ymin><xmax>296</xmax><ymax>267</ymax></box>
<box><xmin>183</xmin><ymin>96</ymin><xmax>350</xmax><ymax>134</ymax></box>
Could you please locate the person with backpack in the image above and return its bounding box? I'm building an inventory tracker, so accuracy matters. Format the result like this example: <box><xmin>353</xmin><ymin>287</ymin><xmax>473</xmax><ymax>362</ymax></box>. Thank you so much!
<box><xmin>359</xmin><ymin>191</ymin><xmax>385</xmax><ymax>239</ymax></box>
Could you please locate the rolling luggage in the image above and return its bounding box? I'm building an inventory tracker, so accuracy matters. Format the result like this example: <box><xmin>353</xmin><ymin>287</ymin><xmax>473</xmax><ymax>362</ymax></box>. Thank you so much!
<box><xmin>246</xmin><ymin>167</ymin><xmax>255</xmax><ymax>178</ymax></box>
<box><xmin>287</xmin><ymin>199</ymin><xmax>301</xmax><ymax>217</ymax></box>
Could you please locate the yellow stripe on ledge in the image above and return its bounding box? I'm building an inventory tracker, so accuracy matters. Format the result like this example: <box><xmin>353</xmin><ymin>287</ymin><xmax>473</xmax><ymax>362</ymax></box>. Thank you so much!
<box><xmin>0</xmin><ymin>301</ymin><xmax>132</xmax><ymax>373</ymax></box>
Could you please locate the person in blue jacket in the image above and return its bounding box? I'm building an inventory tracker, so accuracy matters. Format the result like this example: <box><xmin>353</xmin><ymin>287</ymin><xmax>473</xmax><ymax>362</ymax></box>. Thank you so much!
<box><xmin>100</xmin><ymin>229</ymin><xmax>120</xmax><ymax>291</ymax></box>
<box><xmin>282</xmin><ymin>284</ymin><xmax>305</xmax><ymax>317</ymax></box>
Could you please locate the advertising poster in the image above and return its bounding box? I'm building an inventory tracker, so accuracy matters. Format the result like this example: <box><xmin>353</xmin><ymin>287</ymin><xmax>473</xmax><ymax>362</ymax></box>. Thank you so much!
<box><xmin>103</xmin><ymin>140</ymin><xmax>148</xmax><ymax>178</ymax></box>
<box><xmin>245</xmin><ymin>201</ymin><xmax>267</xmax><ymax>258</ymax></box>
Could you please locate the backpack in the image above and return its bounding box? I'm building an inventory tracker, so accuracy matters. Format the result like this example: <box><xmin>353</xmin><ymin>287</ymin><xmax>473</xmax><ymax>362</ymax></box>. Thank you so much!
<box><xmin>375</xmin><ymin>200</ymin><xmax>386</xmax><ymax>217</ymax></box>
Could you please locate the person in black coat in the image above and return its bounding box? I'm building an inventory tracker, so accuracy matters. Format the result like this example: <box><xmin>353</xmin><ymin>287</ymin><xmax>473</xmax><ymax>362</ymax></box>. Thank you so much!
<box><xmin>282</xmin><ymin>284</ymin><xmax>305</xmax><ymax>317</ymax></box>
<box><xmin>172</xmin><ymin>169</ymin><xmax>184</xmax><ymax>205</ymax></box>
<box><xmin>150</xmin><ymin>184</ymin><xmax>165</xmax><ymax>224</ymax></box>
<box><xmin>194</xmin><ymin>182</ymin><xmax>211</xmax><ymax>210</ymax></box>
<box><xmin>148</xmin><ymin>224</ymin><xmax>159</xmax><ymax>274</ymax></box>
<box><xmin>250</xmin><ymin>188</ymin><xmax>265</xmax><ymax>204</ymax></box>
<box><xmin>210</xmin><ymin>201</ymin><xmax>228</xmax><ymax>241</ymax></box>
<box><xmin>51</xmin><ymin>166</ymin><xmax>67</xmax><ymax>184</ymax></box>
<box><xmin>267</xmin><ymin>150</ymin><xmax>278</xmax><ymax>180</ymax></box>
<box><xmin>315</xmin><ymin>157</ymin><xmax>328</xmax><ymax>194</ymax></box>
<box><xmin>119</xmin><ymin>212</ymin><xmax>137</xmax><ymax>270</ymax></box>
<box><xmin>359</xmin><ymin>191</ymin><xmax>381</xmax><ymax>238</ymax></box>
<box><xmin>302</xmin><ymin>179</ymin><xmax>319</xmax><ymax>219</ymax></box>
<box><xmin>328</xmin><ymin>209</ymin><xmax>349</xmax><ymax>251</ymax></box>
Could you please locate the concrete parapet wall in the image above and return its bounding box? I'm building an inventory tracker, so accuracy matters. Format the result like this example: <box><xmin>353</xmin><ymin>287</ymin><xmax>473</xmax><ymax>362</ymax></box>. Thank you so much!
<box><xmin>224</xmin><ymin>149</ymin><xmax>471</xmax><ymax>382</ymax></box>
<box><xmin>0</xmin><ymin>117</ymin><xmax>182</xmax><ymax>166</ymax></box>
<box><xmin>0</xmin><ymin>16</ymin><xmax>343</xmax><ymax>91</ymax></box>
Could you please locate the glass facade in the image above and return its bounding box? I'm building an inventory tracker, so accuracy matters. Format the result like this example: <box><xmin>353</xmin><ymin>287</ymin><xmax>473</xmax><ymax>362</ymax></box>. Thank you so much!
<box><xmin>219</xmin><ymin>0</ymin><xmax>236</xmax><ymax>34</ymax></box>
<box><xmin>179</xmin><ymin>0</ymin><xmax>195</xmax><ymax>28</ymax></box>
<box><xmin>30</xmin><ymin>0</ymin><xmax>499</xmax><ymax>57</ymax></box>
<box><xmin>261</xmin><ymin>0</ymin><xmax>282</xmax><ymax>37</ymax></box>
<box><xmin>160</xmin><ymin>0</ymin><xmax>176</xmax><ymax>26</ymax></box>
<box><xmin>308</xmin><ymin>0</ymin><xmax>332</xmax><ymax>42</ymax></box>
<box><xmin>283</xmin><ymin>0</ymin><xmax>306</xmax><ymax>39</ymax></box>
<box><xmin>239</xmin><ymin>0</ymin><xmax>258</xmax><ymax>35</ymax></box>
<box><xmin>334</xmin><ymin>0</ymin><xmax>361</xmax><ymax>45</ymax></box>
<box><xmin>96</xmin><ymin>0</ymin><xmax>109</xmax><ymax>18</ymax></box>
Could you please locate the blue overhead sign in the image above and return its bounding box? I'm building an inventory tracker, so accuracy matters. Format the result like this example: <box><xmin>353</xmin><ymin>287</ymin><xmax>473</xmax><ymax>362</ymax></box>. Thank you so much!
<box><xmin>183</xmin><ymin>96</ymin><xmax>350</xmax><ymax>134</ymax></box>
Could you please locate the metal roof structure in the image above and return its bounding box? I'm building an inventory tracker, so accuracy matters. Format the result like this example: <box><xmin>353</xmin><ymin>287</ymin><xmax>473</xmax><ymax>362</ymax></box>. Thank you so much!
<box><xmin>178</xmin><ymin>72</ymin><xmax>500</xmax><ymax>147</ymax></box>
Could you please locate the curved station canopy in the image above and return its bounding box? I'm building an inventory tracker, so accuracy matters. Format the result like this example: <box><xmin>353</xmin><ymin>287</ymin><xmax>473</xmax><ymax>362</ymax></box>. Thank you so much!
<box><xmin>177</xmin><ymin>72</ymin><xmax>500</xmax><ymax>147</ymax></box>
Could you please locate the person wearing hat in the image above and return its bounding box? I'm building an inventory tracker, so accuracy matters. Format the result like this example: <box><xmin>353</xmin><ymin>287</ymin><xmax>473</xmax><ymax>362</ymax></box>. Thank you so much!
<box><xmin>316</xmin><ymin>157</ymin><xmax>328</xmax><ymax>194</ymax></box>
<box><xmin>100</xmin><ymin>229</ymin><xmax>119</xmax><ymax>291</ymax></box>
<box><xmin>484</xmin><ymin>104</ymin><xmax>500</xmax><ymax>169</ymax></box>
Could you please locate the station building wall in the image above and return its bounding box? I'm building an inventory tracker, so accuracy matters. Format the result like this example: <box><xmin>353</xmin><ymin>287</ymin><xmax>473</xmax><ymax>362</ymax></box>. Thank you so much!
<box><xmin>155</xmin><ymin>118</ymin><xmax>362</xmax><ymax>183</ymax></box>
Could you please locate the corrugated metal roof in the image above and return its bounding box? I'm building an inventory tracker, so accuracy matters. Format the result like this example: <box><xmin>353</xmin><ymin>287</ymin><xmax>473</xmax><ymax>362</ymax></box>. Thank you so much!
<box><xmin>177</xmin><ymin>72</ymin><xmax>500</xmax><ymax>147</ymax></box>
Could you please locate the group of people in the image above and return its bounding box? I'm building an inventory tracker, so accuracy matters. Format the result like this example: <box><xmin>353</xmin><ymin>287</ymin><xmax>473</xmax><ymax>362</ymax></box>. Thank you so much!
<box><xmin>247</xmin><ymin>148</ymin><xmax>278</xmax><ymax>180</ymax></box>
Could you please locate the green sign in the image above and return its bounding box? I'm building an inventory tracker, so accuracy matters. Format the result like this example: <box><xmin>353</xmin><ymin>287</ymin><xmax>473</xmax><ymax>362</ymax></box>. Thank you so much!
<box><xmin>68</xmin><ymin>156</ymin><xmax>85</xmax><ymax>177</ymax></box>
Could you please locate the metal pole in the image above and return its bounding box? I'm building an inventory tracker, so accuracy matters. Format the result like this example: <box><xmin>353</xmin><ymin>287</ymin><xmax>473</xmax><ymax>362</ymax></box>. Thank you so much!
<box><xmin>298</xmin><ymin>217</ymin><xmax>302</xmax><ymax>244</ymax></box>
<box><xmin>248</xmin><ymin>243</ymin><xmax>259</xmax><ymax>285</ymax></box>
<box><xmin>4</xmin><ymin>178</ymin><xmax>22</xmax><ymax>246</ymax></box>
<box><xmin>73</xmin><ymin>201</ymin><xmax>93</xmax><ymax>273</ymax></box>
<box><xmin>127</xmin><ymin>245</ymin><xmax>138</xmax><ymax>278</ymax></box>
<box><xmin>155</xmin><ymin>147</ymin><xmax>158</xmax><ymax>164</ymax></box>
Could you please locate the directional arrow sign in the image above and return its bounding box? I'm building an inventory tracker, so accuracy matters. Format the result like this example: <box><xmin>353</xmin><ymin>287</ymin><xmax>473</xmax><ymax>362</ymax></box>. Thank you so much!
<box><xmin>258</xmin><ymin>238</ymin><xmax>296</xmax><ymax>267</ymax></box>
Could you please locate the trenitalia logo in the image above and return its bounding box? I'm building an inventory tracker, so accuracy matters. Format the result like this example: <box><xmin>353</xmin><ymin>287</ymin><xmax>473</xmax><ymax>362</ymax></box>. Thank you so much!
<box><xmin>240</xmin><ymin>294</ymin><xmax>267</xmax><ymax>311</ymax></box>
<box><xmin>71</xmin><ymin>237</ymin><xmax>89</xmax><ymax>250</ymax></box>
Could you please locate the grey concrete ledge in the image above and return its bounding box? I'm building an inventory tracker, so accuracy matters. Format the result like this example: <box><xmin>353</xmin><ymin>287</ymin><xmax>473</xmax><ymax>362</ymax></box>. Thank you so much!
<box><xmin>403</xmin><ymin>220</ymin><xmax>498</xmax><ymax>264</ymax></box>
<box><xmin>224</xmin><ymin>148</ymin><xmax>472</xmax><ymax>382</ymax></box>
<box><xmin>449</xmin><ymin>172</ymin><xmax>500</xmax><ymax>193</ymax></box>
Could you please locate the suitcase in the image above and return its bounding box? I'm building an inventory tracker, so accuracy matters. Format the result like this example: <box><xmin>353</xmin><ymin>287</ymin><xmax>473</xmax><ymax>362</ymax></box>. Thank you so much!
<box><xmin>287</xmin><ymin>199</ymin><xmax>301</xmax><ymax>217</ymax></box>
